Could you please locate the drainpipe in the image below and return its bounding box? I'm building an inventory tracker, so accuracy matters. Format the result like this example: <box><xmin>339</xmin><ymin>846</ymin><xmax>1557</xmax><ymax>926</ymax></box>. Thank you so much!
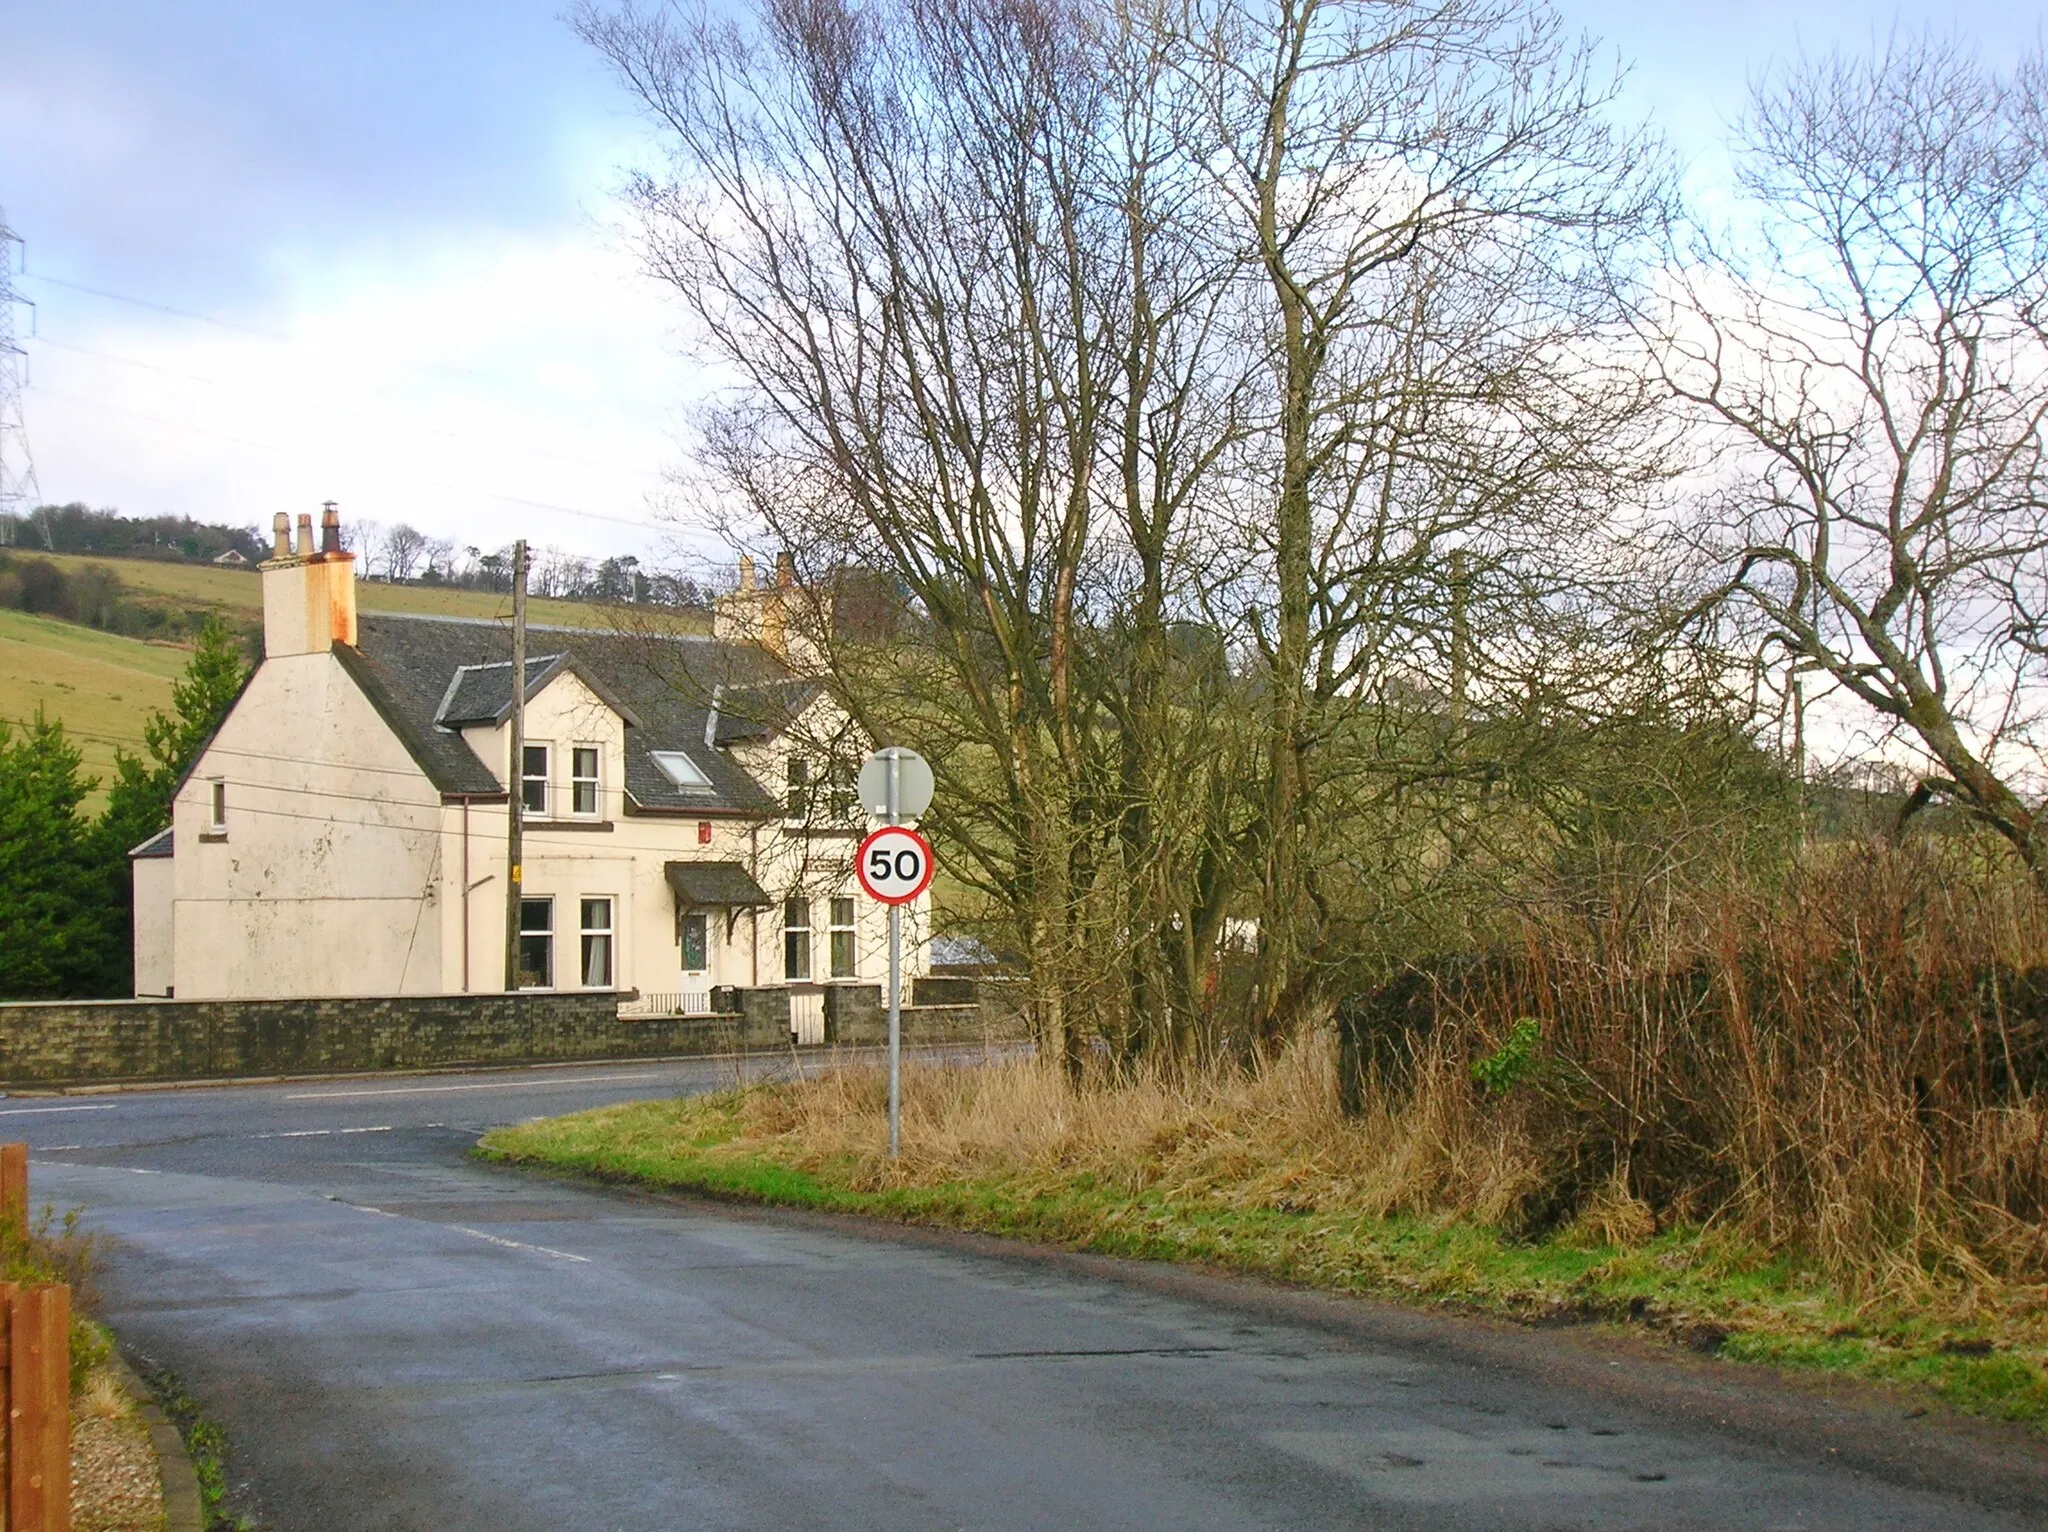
<box><xmin>749</xmin><ymin>820</ymin><xmax>761</xmax><ymax>988</ymax></box>
<box><xmin>461</xmin><ymin>798</ymin><xmax>470</xmax><ymax>992</ymax></box>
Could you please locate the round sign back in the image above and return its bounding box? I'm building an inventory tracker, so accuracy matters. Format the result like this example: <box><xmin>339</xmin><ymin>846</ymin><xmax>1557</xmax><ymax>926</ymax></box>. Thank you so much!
<box><xmin>856</xmin><ymin>826</ymin><xmax>935</xmax><ymax>905</ymax></box>
<box><xmin>858</xmin><ymin>747</ymin><xmax>935</xmax><ymax>820</ymax></box>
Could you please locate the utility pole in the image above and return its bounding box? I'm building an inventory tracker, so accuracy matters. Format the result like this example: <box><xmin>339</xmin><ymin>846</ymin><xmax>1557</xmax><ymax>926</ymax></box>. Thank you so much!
<box><xmin>0</xmin><ymin>208</ymin><xmax>42</xmax><ymax>533</ymax></box>
<box><xmin>503</xmin><ymin>539</ymin><xmax>528</xmax><ymax>992</ymax></box>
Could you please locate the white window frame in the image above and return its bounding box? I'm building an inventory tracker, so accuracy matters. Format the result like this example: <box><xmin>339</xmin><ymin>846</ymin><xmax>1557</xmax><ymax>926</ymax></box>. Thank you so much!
<box><xmin>784</xmin><ymin>756</ymin><xmax>810</xmax><ymax>822</ymax></box>
<box><xmin>826</xmin><ymin>759</ymin><xmax>858</xmax><ymax>823</ymax></box>
<box><xmin>517</xmin><ymin>896</ymin><xmax>554</xmax><ymax>989</ymax></box>
<box><xmin>521</xmin><ymin>742</ymin><xmax>551</xmax><ymax>818</ymax></box>
<box><xmin>782</xmin><ymin>896</ymin><xmax>812</xmax><ymax>982</ymax></box>
<box><xmin>570</xmin><ymin>744</ymin><xmax>601</xmax><ymax>818</ymax></box>
<box><xmin>828</xmin><ymin>896</ymin><xmax>857</xmax><ymax>980</ymax></box>
<box><xmin>651</xmin><ymin>749</ymin><xmax>711</xmax><ymax>789</ymax></box>
<box><xmin>579</xmin><ymin>896</ymin><xmax>615</xmax><ymax>989</ymax></box>
<box><xmin>206</xmin><ymin>777</ymin><xmax>227</xmax><ymax>836</ymax></box>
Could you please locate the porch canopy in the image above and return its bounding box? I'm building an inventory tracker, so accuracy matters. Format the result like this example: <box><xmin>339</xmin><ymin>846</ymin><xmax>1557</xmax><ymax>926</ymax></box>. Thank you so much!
<box><xmin>664</xmin><ymin>860</ymin><xmax>772</xmax><ymax>908</ymax></box>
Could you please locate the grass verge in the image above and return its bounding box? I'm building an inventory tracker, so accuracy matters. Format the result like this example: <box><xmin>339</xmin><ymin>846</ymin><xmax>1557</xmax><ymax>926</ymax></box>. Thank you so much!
<box><xmin>479</xmin><ymin>1080</ymin><xmax>2048</xmax><ymax>1428</ymax></box>
<box><xmin>129</xmin><ymin>1358</ymin><xmax>252</xmax><ymax>1532</ymax></box>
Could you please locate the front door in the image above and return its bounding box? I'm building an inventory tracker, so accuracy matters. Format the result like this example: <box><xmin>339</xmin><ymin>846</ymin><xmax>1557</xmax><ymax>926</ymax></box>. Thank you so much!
<box><xmin>680</xmin><ymin>911</ymin><xmax>710</xmax><ymax>1016</ymax></box>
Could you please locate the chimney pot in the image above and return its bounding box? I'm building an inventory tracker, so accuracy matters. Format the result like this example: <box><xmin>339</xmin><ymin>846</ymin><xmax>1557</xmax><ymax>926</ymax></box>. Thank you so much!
<box><xmin>320</xmin><ymin>501</ymin><xmax>342</xmax><ymax>555</ymax></box>
<box><xmin>738</xmin><ymin>554</ymin><xmax>756</xmax><ymax>593</ymax></box>
<box><xmin>775</xmin><ymin>551</ymin><xmax>796</xmax><ymax>589</ymax></box>
<box><xmin>271</xmin><ymin>513</ymin><xmax>291</xmax><ymax>561</ymax></box>
<box><xmin>295</xmin><ymin>513</ymin><xmax>315</xmax><ymax>558</ymax></box>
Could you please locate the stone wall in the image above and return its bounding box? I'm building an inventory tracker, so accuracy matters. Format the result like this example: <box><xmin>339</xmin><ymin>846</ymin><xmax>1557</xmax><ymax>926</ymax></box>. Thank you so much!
<box><xmin>0</xmin><ymin>992</ymin><xmax>782</xmax><ymax>1089</ymax></box>
<box><xmin>0</xmin><ymin>983</ymin><xmax>1034</xmax><ymax>1089</ymax></box>
<box><xmin>826</xmin><ymin>978</ymin><xmax>1030</xmax><ymax>1047</ymax></box>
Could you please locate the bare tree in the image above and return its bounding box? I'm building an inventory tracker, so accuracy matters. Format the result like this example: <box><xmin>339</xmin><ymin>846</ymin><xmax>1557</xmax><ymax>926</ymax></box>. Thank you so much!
<box><xmin>1190</xmin><ymin>0</ymin><xmax>1669</xmax><ymax>1034</ymax></box>
<box><xmin>579</xmin><ymin>0</ymin><xmax>1677</xmax><ymax>1065</ymax></box>
<box><xmin>580</xmin><ymin>0</ymin><xmax>1269</xmax><ymax>1068</ymax></box>
<box><xmin>384</xmin><ymin>523</ymin><xmax>430</xmax><ymax>582</ymax></box>
<box><xmin>343</xmin><ymin>518</ymin><xmax>386</xmax><ymax>580</ymax></box>
<box><xmin>1651</xmin><ymin>36</ymin><xmax>2048</xmax><ymax>889</ymax></box>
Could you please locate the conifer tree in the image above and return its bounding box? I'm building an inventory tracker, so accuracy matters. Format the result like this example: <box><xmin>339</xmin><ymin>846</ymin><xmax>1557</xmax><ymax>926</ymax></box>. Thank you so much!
<box><xmin>86</xmin><ymin>617</ymin><xmax>251</xmax><ymax>994</ymax></box>
<box><xmin>0</xmin><ymin>710</ymin><xmax>106</xmax><ymax>997</ymax></box>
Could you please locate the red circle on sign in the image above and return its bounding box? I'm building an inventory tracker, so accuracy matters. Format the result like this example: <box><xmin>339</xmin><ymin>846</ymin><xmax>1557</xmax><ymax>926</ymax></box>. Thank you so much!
<box><xmin>856</xmin><ymin>826</ymin><xmax>935</xmax><ymax>905</ymax></box>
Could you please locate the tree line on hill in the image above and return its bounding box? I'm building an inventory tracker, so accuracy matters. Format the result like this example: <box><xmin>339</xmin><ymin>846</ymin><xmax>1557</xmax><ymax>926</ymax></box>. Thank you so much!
<box><xmin>1</xmin><ymin>504</ymin><xmax>714</xmax><ymax>609</ymax></box>
<box><xmin>0</xmin><ymin>549</ymin><xmax>250</xmax><ymax>644</ymax></box>
<box><xmin>0</xmin><ymin>619</ymin><xmax>246</xmax><ymax>999</ymax></box>
<box><xmin>0</xmin><ymin>504</ymin><xmax>265</xmax><ymax>564</ymax></box>
<box><xmin>344</xmin><ymin>520</ymin><xmax>711</xmax><ymax>607</ymax></box>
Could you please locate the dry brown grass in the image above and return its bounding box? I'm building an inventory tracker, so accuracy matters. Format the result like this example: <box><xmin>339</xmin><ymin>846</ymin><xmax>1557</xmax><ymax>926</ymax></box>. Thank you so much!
<box><xmin>724</xmin><ymin>841</ymin><xmax>2048</xmax><ymax>1312</ymax></box>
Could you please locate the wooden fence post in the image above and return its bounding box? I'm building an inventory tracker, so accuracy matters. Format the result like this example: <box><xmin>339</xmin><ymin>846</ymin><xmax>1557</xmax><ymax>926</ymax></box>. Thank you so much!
<box><xmin>6</xmin><ymin>1284</ymin><xmax>69</xmax><ymax>1532</ymax></box>
<box><xmin>0</xmin><ymin>1146</ymin><xmax>26</xmax><ymax>1246</ymax></box>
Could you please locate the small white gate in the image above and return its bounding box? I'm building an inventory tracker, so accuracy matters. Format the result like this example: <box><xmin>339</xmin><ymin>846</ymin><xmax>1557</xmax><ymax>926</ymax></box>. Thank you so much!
<box><xmin>789</xmin><ymin>990</ymin><xmax>826</xmax><ymax>1046</ymax></box>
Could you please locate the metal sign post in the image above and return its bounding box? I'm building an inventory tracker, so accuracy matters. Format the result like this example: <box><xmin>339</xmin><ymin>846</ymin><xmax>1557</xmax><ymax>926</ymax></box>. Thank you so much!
<box><xmin>855</xmin><ymin>748</ymin><xmax>934</xmax><ymax>1160</ymax></box>
<box><xmin>887</xmin><ymin>758</ymin><xmax>901</xmax><ymax>1159</ymax></box>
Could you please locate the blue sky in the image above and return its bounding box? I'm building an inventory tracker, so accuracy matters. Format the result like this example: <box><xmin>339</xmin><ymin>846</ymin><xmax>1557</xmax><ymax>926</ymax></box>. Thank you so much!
<box><xmin>0</xmin><ymin>1</ymin><xmax>2040</xmax><ymax>564</ymax></box>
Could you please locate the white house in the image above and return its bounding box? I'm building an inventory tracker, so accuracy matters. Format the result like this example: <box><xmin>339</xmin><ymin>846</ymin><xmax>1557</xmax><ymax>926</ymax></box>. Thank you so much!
<box><xmin>131</xmin><ymin>506</ymin><xmax>924</xmax><ymax>1032</ymax></box>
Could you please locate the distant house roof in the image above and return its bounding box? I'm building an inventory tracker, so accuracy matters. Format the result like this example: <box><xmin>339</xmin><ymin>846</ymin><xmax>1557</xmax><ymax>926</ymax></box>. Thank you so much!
<box><xmin>706</xmin><ymin>680</ymin><xmax>821</xmax><ymax>747</ymax></box>
<box><xmin>211</xmin><ymin>549</ymin><xmax>248</xmax><ymax>565</ymax></box>
<box><xmin>664</xmin><ymin>860</ymin><xmax>773</xmax><ymax>907</ymax></box>
<box><xmin>128</xmin><ymin>827</ymin><xmax>174</xmax><ymax>860</ymax></box>
<box><xmin>340</xmin><ymin>614</ymin><xmax>809</xmax><ymax>815</ymax></box>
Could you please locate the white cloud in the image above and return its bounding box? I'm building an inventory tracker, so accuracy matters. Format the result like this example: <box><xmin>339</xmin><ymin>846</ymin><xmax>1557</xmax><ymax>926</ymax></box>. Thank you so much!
<box><xmin>20</xmin><ymin>224</ymin><xmax>716</xmax><ymax>564</ymax></box>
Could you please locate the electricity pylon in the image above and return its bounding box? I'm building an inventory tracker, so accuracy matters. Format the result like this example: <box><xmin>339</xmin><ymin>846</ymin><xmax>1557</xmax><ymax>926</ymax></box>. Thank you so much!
<box><xmin>0</xmin><ymin>207</ymin><xmax>43</xmax><ymax>543</ymax></box>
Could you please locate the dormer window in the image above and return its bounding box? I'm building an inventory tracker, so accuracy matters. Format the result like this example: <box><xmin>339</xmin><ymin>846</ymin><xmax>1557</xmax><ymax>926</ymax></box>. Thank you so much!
<box><xmin>652</xmin><ymin>750</ymin><xmax>711</xmax><ymax>789</ymax></box>
<box><xmin>521</xmin><ymin>744</ymin><xmax>550</xmax><ymax>816</ymax></box>
<box><xmin>571</xmin><ymin>746</ymin><xmax>600</xmax><ymax>817</ymax></box>
<box><xmin>785</xmin><ymin>757</ymin><xmax>810</xmax><ymax>820</ymax></box>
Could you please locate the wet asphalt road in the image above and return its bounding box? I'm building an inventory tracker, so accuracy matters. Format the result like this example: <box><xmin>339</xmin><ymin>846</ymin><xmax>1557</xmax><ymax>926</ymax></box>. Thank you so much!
<box><xmin>11</xmin><ymin>1057</ymin><xmax>2047</xmax><ymax>1531</ymax></box>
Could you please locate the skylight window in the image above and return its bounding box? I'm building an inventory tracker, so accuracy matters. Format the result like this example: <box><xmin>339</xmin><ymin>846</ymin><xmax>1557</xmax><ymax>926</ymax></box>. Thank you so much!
<box><xmin>651</xmin><ymin>750</ymin><xmax>712</xmax><ymax>789</ymax></box>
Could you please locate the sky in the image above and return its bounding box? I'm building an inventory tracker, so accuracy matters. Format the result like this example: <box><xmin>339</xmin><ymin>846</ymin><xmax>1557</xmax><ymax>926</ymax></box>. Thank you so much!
<box><xmin>0</xmin><ymin>1</ymin><xmax>2041</xmax><ymax>569</ymax></box>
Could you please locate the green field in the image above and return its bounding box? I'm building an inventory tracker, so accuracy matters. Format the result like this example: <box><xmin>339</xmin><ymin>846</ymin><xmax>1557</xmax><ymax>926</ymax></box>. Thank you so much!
<box><xmin>2</xmin><ymin>555</ymin><xmax>709</xmax><ymax>808</ymax></box>
<box><xmin>30</xmin><ymin>551</ymin><xmax>629</xmax><ymax>629</ymax></box>
<box><xmin>0</xmin><ymin>608</ymin><xmax>187</xmax><ymax>804</ymax></box>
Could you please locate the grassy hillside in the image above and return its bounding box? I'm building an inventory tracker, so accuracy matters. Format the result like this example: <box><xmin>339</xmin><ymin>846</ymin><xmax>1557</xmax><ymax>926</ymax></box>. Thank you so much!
<box><xmin>0</xmin><ymin>608</ymin><xmax>186</xmax><ymax>804</ymax></box>
<box><xmin>28</xmin><ymin>551</ymin><xmax>639</xmax><ymax>630</ymax></box>
<box><xmin>0</xmin><ymin>556</ymin><xmax>712</xmax><ymax>808</ymax></box>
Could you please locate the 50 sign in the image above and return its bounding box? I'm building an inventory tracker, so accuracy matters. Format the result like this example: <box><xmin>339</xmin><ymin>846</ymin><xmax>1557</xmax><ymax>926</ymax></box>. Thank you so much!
<box><xmin>856</xmin><ymin>826</ymin><xmax>935</xmax><ymax>905</ymax></box>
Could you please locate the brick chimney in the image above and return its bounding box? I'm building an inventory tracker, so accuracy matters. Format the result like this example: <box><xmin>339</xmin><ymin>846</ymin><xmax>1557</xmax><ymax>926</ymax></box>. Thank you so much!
<box><xmin>260</xmin><ymin>502</ymin><xmax>358</xmax><ymax>658</ymax></box>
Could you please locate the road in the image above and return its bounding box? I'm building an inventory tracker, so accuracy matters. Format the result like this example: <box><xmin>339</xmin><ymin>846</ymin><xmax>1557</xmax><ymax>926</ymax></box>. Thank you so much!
<box><xmin>12</xmin><ymin>1057</ymin><xmax>2046</xmax><ymax>1531</ymax></box>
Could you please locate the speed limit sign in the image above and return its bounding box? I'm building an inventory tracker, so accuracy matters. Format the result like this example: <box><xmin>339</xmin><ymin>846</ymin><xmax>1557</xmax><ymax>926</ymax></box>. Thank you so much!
<box><xmin>856</xmin><ymin>825</ymin><xmax>934</xmax><ymax>905</ymax></box>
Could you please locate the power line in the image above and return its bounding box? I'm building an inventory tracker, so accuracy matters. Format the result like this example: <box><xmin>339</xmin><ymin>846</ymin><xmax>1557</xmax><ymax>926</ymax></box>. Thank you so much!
<box><xmin>16</xmin><ymin>267</ymin><xmax>672</xmax><ymax>422</ymax></box>
<box><xmin>26</xmin><ymin>384</ymin><xmax>669</xmax><ymax>534</ymax></box>
<box><xmin>30</xmin><ymin>333</ymin><xmax>647</xmax><ymax>478</ymax></box>
<box><xmin>21</xmin><ymin>271</ymin><xmax>281</xmax><ymax>340</ymax></box>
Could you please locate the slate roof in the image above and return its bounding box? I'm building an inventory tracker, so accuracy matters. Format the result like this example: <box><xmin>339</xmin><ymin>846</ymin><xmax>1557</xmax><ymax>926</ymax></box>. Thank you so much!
<box><xmin>707</xmin><ymin>680</ymin><xmax>821</xmax><ymax>747</ymax></box>
<box><xmin>664</xmin><ymin>860</ymin><xmax>773</xmax><ymax>907</ymax></box>
<box><xmin>341</xmin><ymin>614</ymin><xmax>812</xmax><ymax>815</ymax></box>
<box><xmin>129</xmin><ymin>827</ymin><xmax>174</xmax><ymax>860</ymax></box>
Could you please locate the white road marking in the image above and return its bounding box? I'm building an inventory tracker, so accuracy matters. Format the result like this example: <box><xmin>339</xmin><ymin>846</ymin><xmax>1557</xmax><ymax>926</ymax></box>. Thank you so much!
<box><xmin>327</xmin><ymin>1198</ymin><xmax>591</xmax><ymax>1263</ymax></box>
<box><xmin>448</xmin><ymin>1226</ymin><xmax>592</xmax><ymax>1264</ymax></box>
<box><xmin>0</xmin><ymin>1104</ymin><xmax>117</xmax><ymax>1117</ymax></box>
<box><xmin>252</xmin><ymin>1126</ymin><xmax>396</xmax><ymax>1140</ymax></box>
<box><xmin>283</xmin><ymin>1072</ymin><xmax>666</xmax><ymax>1101</ymax></box>
<box><xmin>329</xmin><ymin>1199</ymin><xmax>402</xmax><ymax>1218</ymax></box>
